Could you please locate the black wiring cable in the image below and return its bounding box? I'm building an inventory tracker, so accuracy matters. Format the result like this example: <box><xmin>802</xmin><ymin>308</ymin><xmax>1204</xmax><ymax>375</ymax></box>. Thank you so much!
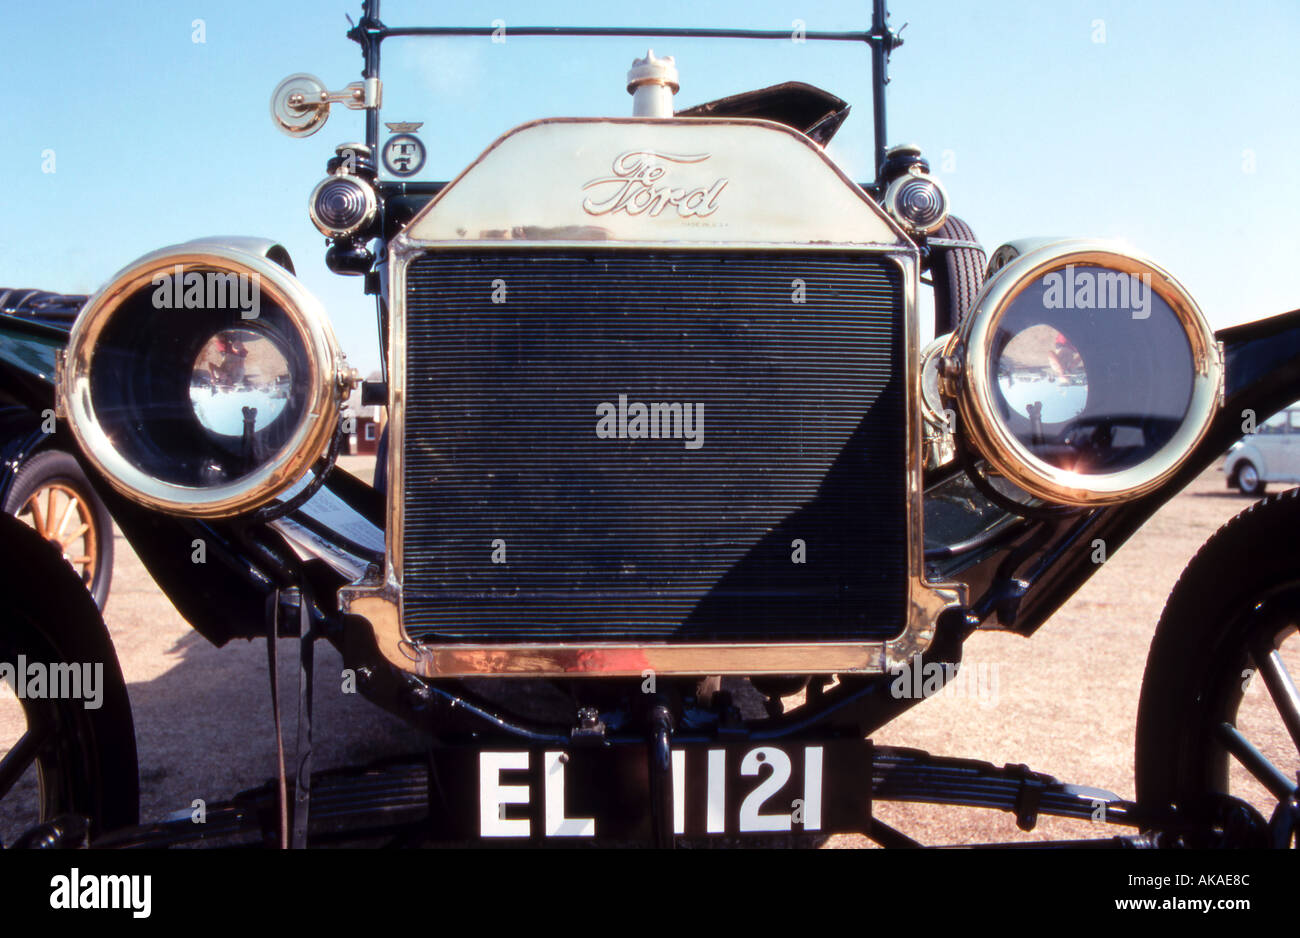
<box><xmin>248</xmin><ymin>426</ymin><xmax>346</xmax><ymax>524</ymax></box>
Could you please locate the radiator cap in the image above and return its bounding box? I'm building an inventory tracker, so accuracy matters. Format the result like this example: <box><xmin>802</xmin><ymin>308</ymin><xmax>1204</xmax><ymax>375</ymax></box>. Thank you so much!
<box><xmin>627</xmin><ymin>50</ymin><xmax>679</xmax><ymax>118</ymax></box>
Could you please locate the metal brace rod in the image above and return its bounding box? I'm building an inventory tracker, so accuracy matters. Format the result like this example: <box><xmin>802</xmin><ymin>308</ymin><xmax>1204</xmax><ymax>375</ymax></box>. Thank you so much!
<box><xmin>371</xmin><ymin>26</ymin><xmax>884</xmax><ymax>43</ymax></box>
<box><xmin>647</xmin><ymin>706</ymin><xmax>675</xmax><ymax>849</ymax></box>
<box><xmin>291</xmin><ymin>589</ymin><xmax>314</xmax><ymax>849</ymax></box>
<box><xmin>286</xmin><ymin>79</ymin><xmax>381</xmax><ymax>114</ymax></box>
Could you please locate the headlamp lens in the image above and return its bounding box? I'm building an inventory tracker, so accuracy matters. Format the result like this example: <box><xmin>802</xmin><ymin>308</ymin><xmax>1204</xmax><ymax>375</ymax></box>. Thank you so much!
<box><xmin>988</xmin><ymin>263</ymin><xmax>1194</xmax><ymax>475</ymax></box>
<box><xmin>310</xmin><ymin>176</ymin><xmax>376</xmax><ymax>237</ymax></box>
<box><xmin>894</xmin><ymin>176</ymin><xmax>946</xmax><ymax>231</ymax></box>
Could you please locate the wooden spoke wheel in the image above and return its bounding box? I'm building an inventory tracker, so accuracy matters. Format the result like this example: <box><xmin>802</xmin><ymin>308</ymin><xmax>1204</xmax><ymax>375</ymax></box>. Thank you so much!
<box><xmin>18</xmin><ymin>482</ymin><xmax>97</xmax><ymax>585</ymax></box>
<box><xmin>3</xmin><ymin>450</ymin><xmax>113</xmax><ymax>608</ymax></box>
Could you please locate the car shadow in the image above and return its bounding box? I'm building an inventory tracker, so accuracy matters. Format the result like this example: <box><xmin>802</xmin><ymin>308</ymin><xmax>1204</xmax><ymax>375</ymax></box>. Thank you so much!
<box><xmin>109</xmin><ymin>609</ymin><xmax>425</xmax><ymax>828</ymax></box>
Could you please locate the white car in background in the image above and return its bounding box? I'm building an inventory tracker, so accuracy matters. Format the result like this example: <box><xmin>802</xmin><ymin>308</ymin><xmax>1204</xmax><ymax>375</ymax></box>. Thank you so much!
<box><xmin>1223</xmin><ymin>403</ymin><xmax>1300</xmax><ymax>495</ymax></box>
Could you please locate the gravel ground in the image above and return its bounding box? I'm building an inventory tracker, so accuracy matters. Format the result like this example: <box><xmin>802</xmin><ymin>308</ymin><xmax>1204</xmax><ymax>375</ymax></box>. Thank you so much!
<box><xmin>3</xmin><ymin>456</ymin><xmax>1296</xmax><ymax>847</ymax></box>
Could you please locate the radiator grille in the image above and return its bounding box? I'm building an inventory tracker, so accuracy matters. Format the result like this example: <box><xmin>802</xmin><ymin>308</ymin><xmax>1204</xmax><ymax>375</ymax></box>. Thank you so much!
<box><xmin>401</xmin><ymin>250</ymin><xmax>907</xmax><ymax>643</ymax></box>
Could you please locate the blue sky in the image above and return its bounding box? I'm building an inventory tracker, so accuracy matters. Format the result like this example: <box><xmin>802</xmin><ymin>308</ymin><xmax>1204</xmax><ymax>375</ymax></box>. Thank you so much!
<box><xmin>2</xmin><ymin>0</ymin><xmax>1297</xmax><ymax>374</ymax></box>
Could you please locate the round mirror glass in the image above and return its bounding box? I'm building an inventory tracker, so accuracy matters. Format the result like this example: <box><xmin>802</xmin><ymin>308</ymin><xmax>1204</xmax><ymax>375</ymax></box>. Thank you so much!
<box><xmin>995</xmin><ymin>323</ymin><xmax>1088</xmax><ymax>424</ymax></box>
<box><xmin>189</xmin><ymin>329</ymin><xmax>292</xmax><ymax>437</ymax></box>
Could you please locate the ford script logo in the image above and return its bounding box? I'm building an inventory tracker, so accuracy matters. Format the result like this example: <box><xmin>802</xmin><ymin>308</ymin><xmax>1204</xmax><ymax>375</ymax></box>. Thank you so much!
<box><xmin>582</xmin><ymin>151</ymin><xmax>727</xmax><ymax>218</ymax></box>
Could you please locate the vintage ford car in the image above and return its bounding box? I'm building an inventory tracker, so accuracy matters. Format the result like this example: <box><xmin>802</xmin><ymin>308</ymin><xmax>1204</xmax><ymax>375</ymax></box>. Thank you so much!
<box><xmin>0</xmin><ymin>0</ymin><xmax>1297</xmax><ymax>850</ymax></box>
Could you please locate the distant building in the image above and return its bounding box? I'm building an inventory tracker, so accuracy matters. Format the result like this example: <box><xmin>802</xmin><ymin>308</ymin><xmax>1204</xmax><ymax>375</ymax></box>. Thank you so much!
<box><xmin>354</xmin><ymin>413</ymin><xmax>382</xmax><ymax>454</ymax></box>
<box><xmin>341</xmin><ymin>379</ymin><xmax>386</xmax><ymax>456</ymax></box>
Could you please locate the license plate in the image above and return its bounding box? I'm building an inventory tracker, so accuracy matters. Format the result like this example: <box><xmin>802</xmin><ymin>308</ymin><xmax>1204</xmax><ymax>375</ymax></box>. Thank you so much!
<box><xmin>428</xmin><ymin>739</ymin><xmax>872</xmax><ymax>843</ymax></box>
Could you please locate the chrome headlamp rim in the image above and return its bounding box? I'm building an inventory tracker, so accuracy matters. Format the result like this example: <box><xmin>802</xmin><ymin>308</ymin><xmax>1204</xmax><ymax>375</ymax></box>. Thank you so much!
<box><xmin>308</xmin><ymin>174</ymin><xmax>378</xmax><ymax>239</ymax></box>
<box><xmin>945</xmin><ymin>239</ymin><xmax>1222</xmax><ymax>506</ymax></box>
<box><xmin>60</xmin><ymin>244</ymin><xmax>345</xmax><ymax>519</ymax></box>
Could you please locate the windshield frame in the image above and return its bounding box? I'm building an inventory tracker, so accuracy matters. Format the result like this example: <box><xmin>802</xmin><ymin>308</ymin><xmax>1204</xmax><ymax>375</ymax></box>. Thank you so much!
<box><xmin>348</xmin><ymin>0</ymin><xmax>899</xmax><ymax>189</ymax></box>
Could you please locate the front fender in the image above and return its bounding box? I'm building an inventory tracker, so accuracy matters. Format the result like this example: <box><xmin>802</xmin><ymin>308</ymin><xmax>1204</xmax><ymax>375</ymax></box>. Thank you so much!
<box><xmin>0</xmin><ymin>312</ymin><xmax>71</xmax><ymax>505</ymax></box>
<box><xmin>0</xmin><ymin>313</ymin><xmax>62</xmax><ymax>414</ymax></box>
<box><xmin>0</xmin><ymin>404</ymin><xmax>55</xmax><ymax>507</ymax></box>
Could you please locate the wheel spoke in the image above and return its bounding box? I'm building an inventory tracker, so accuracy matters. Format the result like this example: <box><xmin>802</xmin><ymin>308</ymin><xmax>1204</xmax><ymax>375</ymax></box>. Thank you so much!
<box><xmin>0</xmin><ymin>727</ymin><xmax>49</xmax><ymax>800</ymax></box>
<box><xmin>25</xmin><ymin>495</ymin><xmax>45</xmax><ymax>538</ymax></box>
<box><xmin>1215</xmin><ymin>722</ymin><xmax>1297</xmax><ymax>802</ymax></box>
<box><xmin>63</xmin><ymin>523</ymin><xmax>90</xmax><ymax>544</ymax></box>
<box><xmin>45</xmin><ymin>488</ymin><xmax>57</xmax><ymax>537</ymax></box>
<box><xmin>1250</xmin><ymin>639</ymin><xmax>1300</xmax><ymax>755</ymax></box>
<box><xmin>54</xmin><ymin>494</ymin><xmax>79</xmax><ymax>541</ymax></box>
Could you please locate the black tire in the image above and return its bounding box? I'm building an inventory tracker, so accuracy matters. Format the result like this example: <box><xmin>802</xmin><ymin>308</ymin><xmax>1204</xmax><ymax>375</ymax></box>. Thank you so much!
<box><xmin>0</xmin><ymin>513</ymin><xmax>138</xmax><ymax>843</ymax></box>
<box><xmin>4</xmin><ymin>449</ymin><xmax>114</xmax><ymax>608</ymax></box>
<box><xmin>929</xmin><ymin>216</ymin><xmax>987</xmax><ymax>335</ymax></box>
<box><xmin>1231</xmin><ymin>460</ymin><xmax>1266</xmax><ymax>497</ymax></box>
<box><xmin>1135</xmin><ymin>489</ymin><xmax>1300</xmax><ymax>840</ymax></box>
